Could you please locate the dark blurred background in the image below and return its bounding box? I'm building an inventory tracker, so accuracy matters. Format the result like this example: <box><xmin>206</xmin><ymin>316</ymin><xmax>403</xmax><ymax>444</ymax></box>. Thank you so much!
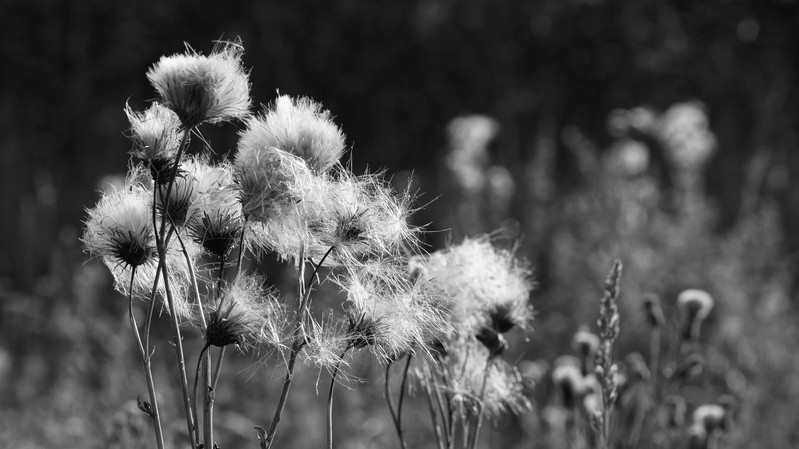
<box><xmin>2</xmin><ymin>0</ymin><xmax>799</xmax><ymax>447</ymax></box>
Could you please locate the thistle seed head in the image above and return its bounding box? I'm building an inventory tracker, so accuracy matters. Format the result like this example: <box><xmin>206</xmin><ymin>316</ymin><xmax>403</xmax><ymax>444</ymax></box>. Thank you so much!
<box><xmin>125</xmin><ymin>102</ymin><xmax>182</xmax><ymax>170</ymax></box>
<box><xmin>147</xmin><ymin>40</ymin><xmax>251</xmax><ymax>128</ymax></box>
<box><xmin>242</xmin><ymin>95</ymin><xmax>346</xmax><ymax>174</ymax></box>
<box><xmin>83</xmin><ymin>184</ymin><xmax>156</xmax><ymax>269</ymax></box>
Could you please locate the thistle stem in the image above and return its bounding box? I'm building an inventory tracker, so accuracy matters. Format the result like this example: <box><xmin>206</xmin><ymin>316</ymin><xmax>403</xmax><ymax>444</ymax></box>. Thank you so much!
<box><xmin>264</xmin><ymin>248</ymin><xmax>326</xmax><ymax>449</ymax></box>
<box><xmin>152</xmin><ymin>127</ymin><xmax>198</xmax><ymax>447</ymax></box>
<box><xmin>397</xmin><ymin>354</ymin><xmax>412</xmax><ymax>434</ymax></box>
<box><xmin>193</xmin><ymin>343</ymin><xmax>212</xmax><ymax>441</ymax></box>
<box><xmin>204</xmin><ymin>349</ymin><xmax>214</xmax><ymax>448</ymax></box>
<box><xmin>173</xmin><ymin>224</ymin><xmax>206</xmax><ymax>331</ymax></box>
<box><xmin>159</xmin><ymin>245</ymin><xmax>198</xmax><ymax>447</ymax></box>
<box><xmin>384</xmin><ymin>361</ymin><xmax>409</xmax><ymax>449</ymax></box>
<box><xmin>467</xmin><ymin>356</ymin><xmax>493</xmax><ymax>449</ymax></box>
<box><xmin>327</xmin><ymin>349</ymin><xmax>349</xmax><ymax>449</ymax></box>
<box><xmin>422</xmin><ymin>367</ymin><xmax>446</xmax><ymax>449</ymax></box>
<box><xmin>127</xmin><ymin>268</ymin><xmax>165</xmax><ymax>449</ymax></box>
<box><xmin>235</xmin><ymin>220</ymin><xmax>247</xmax><ymax>278</ymax></box>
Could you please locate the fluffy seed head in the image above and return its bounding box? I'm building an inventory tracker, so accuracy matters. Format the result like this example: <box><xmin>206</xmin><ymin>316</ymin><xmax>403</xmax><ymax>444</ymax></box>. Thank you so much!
<box><xmin>186</xmin><ymin>161</ymin><xmax>243</xmax><ymax>258</ymax></box>
<box><xmin>308</xmin><ymin>173</ymin><xmax>418</xmax><ymax>266</ymax></box>
<box><xmin>83</xmin><ymin>181</ymin><xmax>195</xmax><ymax>317</ymax></box>
<box><xmin>206</xmin><ymin>275</ymin><xmax>285</xmax><ymax>351</ymax></box>
<box><xmin>338</xmin><ymin>261</ymin><xmax>449</xmax><ymax>361</ymax></box>
<box><xmin>242</xmin><ymin>95</ymin><xmax>345</xmax><ymax>173</ymax></box>
<box><xmin>412</xmin><ymin>236</ymin><xmax>534</xmax><ymax>336</ymax></box>
<box><xmin>155</xmin><ymin>157</ymin><xmax>223</xmax><ymax>228</ymax></box>
<box><xmin>147</xmin><ymin>40</ymin><xmax>251</xmax><ymax>128</ymax></box>
<box><xmin>126</xmin><ymin>102</ymin><xmax>182</xmax><ymax>165</ymax></box>
<box><xmin>84</xmin><ymin>184</ymin><xmax>156</xmax><ymax>268</ymax></box>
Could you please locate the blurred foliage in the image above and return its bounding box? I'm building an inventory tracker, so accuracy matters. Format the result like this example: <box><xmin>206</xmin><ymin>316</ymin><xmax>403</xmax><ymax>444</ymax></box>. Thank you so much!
<box><xmin>2</xmin><ymin>0</ymin><xmax>799</xmax><ymax>447</ymax></box>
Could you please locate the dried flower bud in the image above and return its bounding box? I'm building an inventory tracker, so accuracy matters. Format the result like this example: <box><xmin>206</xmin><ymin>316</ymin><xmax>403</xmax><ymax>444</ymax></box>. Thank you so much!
<box><xmin>572</xmin><ymin>328</ymin><xmax>600</xmax><ymax>375</ymax></box>
<box><xmin>552</xmin><ymin>357</ymin><xmax>582</xmax><ymax>409</ymax></box>
<box><xmin>687</xmin><ymin>421</ymin><xmax>709</xmax><ymax>449</ymax></box>
<box><xmin>677</xmin><ymin>289</ymin><xmax>714</xmax><ymax>341</ymax></box>
<box><xmin>664</xmin><ymin>395</ymin><xmax>686</xmax><ymax>428</ymax></box>
<box><xmin>693</xmin><ymin>403</ymin><xmax>727</xmax><ymax>433</ymax></box>
<box><xmin>642</xmin><ymin>293</ymin><xmax>665</xmax><ymax>328</ymax></box>
<box><xmin>625</xmin><ymin>352</ymin><xmax>651</xmax><ymax>383</ymax></box>
<box><xmin>674</xmin><ymin>352</ymin><xmax>704</xmax><ymax>381</ymax></box>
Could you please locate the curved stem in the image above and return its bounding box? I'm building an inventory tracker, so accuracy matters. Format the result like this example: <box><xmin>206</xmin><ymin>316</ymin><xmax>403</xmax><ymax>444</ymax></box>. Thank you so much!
<box><xmin>127</xmin><ymin>268</ymin><xmax>165</xmax><ymax>449</ymax></box>
<box><xmin>422</xmin><ymin>366</ymin><xmax>446</xmax><ymax>449</ymax></box>
<box><xmin>327</xmin><ymin>349</ymin><xmax>349</xmax><ymax>449</ymax></box>
<box><xmin>152</xmin><ymin>127</ymin><xmax>198</xmax><ymax>447</ymax></box>
<box><xmin>236</xmin><ymin>220</ymin><xmax>247</xmax><ymax>278</ymax></box>
<box><xmin>193</xmin><ymin>343</ymin><xmax>212</xmax><ymax>435</ymax></box>
<box><xmin>264</xmin><ymin>248</ymin><xmax>317</xmax><ymax>449</ymax></box>
<box><xmin>159</xmin><ymin>239</ymin><xmax>198</xmax><ymax>447</ymax></box>
<box><xmin>305</xmin><ymin>245</ymin><xmax>336</xmax><ymax>297</ymax></box>
<box><xmin>203</xmin><ymin>323</ymin><xmax>228</xmax><ymax>448</ymax></box>
<box><xmin>467</xmin><ymin>356</ymin><xmax>493</xmax><ymax>449</ymax></box>
<box><xmin>173</xmin><ymin>224</ymin><xmax>206</xmax><ymax>332</ymax></box>
<box><xmin>384</xmin><ymin>361</ymin><xmax>409</xmax><ymax>449</ymax></box>
<box><xmin>397</xmin><ymin>354</ymin><xmax>412</xmax><ymax>432</ymax></box>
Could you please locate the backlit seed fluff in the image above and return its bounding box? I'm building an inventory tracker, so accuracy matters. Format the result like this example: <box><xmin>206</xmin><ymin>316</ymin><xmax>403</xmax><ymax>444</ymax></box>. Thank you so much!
<box><xmin>234</xmin><ymin>141</ymin><xmax>316</xmax><ymax>223</ymax></box>
<box><xmin>125</xmin><ymin>102</ymin><xmax>182</xmax><ymax>163</ymax></box>
<box><xmin>187</xmin><ymin>162</ymin><xmax>243</xmax><ymax>258</ymax></box>
<box><xmin>338</xmin><ymin>263</ymin><xmax>447</xmax><ymax>361</ymax></box>
<box><xmin>241</xmin><ymin>95</ymin><xmax>345</xmax><ymax>173</ymax></box>
<box><xmin>83</xmin><ymin>182</ymin><xmax>195</xmax><ymax>317</ymax></box>
<box><xmin>308</xmin><ymin>173</ymin><xmax>417</xmax><ymax>265</ymax></box>
<box><xmin>413</xmin><ymin>236</ymin><xmax>534</xmax><ymax>335</ymax></box>
<box><xmin>206</xmin><ymin>275</ymin><xmax>285</xmax><ymax>351</ymax></box>
<box><xmin>147</xmin><ymin>40</ymin><xmax>251</xmax><ymax>128</ymax></box>
<box><xmin>83</xmin><ymin>184</ymin><xmax>155</xmax><ymax>269</ymax></box>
